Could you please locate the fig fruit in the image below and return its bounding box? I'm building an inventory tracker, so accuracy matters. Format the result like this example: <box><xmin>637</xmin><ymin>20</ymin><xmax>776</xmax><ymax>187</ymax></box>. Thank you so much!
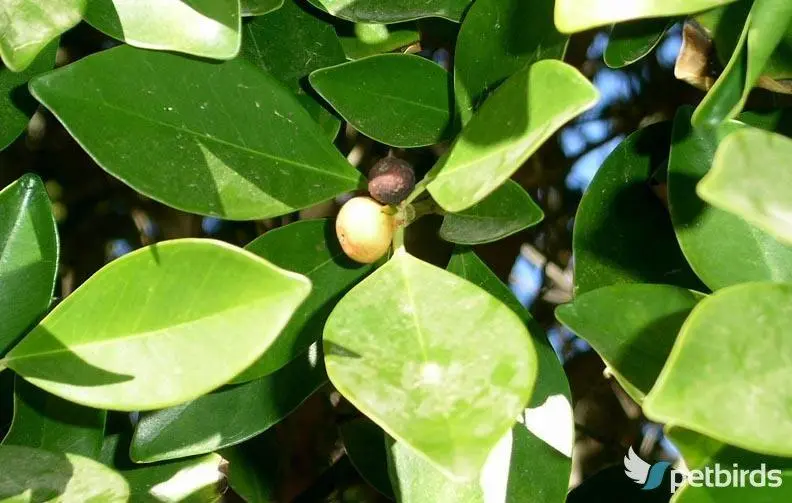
<box><xmin>368</xmin><ymin>157</ymin><xmax>416</xmax><ymax>205</ymax></box>
<box><xmin>336</xmin><ymin>197</ymin><xmax>394</xmax><ymax>264</ymax></box>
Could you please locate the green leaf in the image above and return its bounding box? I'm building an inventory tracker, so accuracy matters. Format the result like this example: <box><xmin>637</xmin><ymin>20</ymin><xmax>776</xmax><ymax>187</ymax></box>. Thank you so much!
<box><xmin>0</xmin><ymin>444</ymin><xmax>128</xmax><ymax>502</ymax></box>
<box><xmin>2</xmin><ymin>376</ymin><xmax>105</xmax><ymax>459</ymax></box>
<box><xmin>242</xmin><ymin>0</ymin><xmax>284</xmax><ymax>16</ymax></box>
<box><xmin>454</xmin><ymin>0</ymin><xmax>568</xmax><ymax>124</ymax></box>
<box><xmin>310</xmin><ymin>0</ymin><xmax>473</xmax><ymax>23</ymax></box>
<box><xmin>439</xmin><ymin>180</ymin><xmax>543</xmax><ymax>245</ymax></box>
<box><xmin>0</xmin><ymin>174</ymin><xmax>58</xmax><ymax>355</ymax></box>
<box><xmin>241</xmin><ymin>0</ymin><xmax>347</xmax><ymax>139</ymax></box>
<box><xmin>310</xmin><ymin>54</ymin><xmax>452</xmax><ymax>148</ymax></box>
<box><xmin>340</xmin><ymin>23</ymin><xmax>420</xmax><ymax>60</ymax></box>
<box><xmin>573</xmin><ymin>122</ymin><xmax>704</xmax><ymax>295</ymax></box>
<box><xmin>554</xmin><ymin>0</ymin><xmax>738</xmax><ymax>33</ymax></box>
<box><xmin>668</xmin><ymin>107</ymin><xmax>792</xmax><ymax>290</ymax></box>
<box><xmin>427</xmin><ymin>60</ymin><xmax>598</xmax><ymax>212</ymax></box>
<box><xmin>340</xmin><ymin>419</ymin><xmax>394</xmax><ymax>498</ymax></box>
<box><xmin>0</xmin><ymin>39</ymin><xmax>57</xmax><ymax>151</ymax></box>
<box><xmin>30</xmin><ymin>45</ymin><xmax>363</xmax><ymax>220</ymax></box>
<box><xmin>130</xmin><ymin>345</ymin><xmax>326</xmax><ymax>463</ymax></box>
<box><xmin>102</xmin><ymin>434</ymin><xmax>224</xmax><ymax>503</ymax></box>
<box><xmin>698</xmin><ymin>127</ymin><xmax>792</xmax><ymax>246</ymax></box>
<box><xmin>556</xmin><ymin>284</ymin><xmax>703</xmax><ymax>403</ymax></box>
<box><xmin>692</xmin><ymin>0</ymin><xmax>792</xmax><ymax>127</ymax></box>
<box><xmin>84</xmin><ymin>0</ymin><xmax>241</xmax><ymax>60</ymax></box>
<box><xmin>233</xmin><ymin>219</ymin><xmax>373</xmax><ymax>383</ymax></box>
<box><xmin>324</xmin><ymin>250</ymin><xmax>537</xmax><ymax>479</ymax></box>
<box><xmin>644</xmin><ymin>282</ymin><xmax>792</xmax><ymax>457</ymax></box>
<box><xmin>0</xmin><ymin>0</ymin><xmax>84</xmax><ymax>72</ymax></box>
<box><xmin>604</xmin><ymin>19</ymin><xmax>671</xmax><ymax>69</ymax></box>
<box><xmin>221</xmin><ymin>433</ymin><xmax>279</xmax><ymax>503</ymax></box>
<box><xmin>5</xmin><ymin>239</ymin><xmax>310</xmax><ymax>411</ymax></box>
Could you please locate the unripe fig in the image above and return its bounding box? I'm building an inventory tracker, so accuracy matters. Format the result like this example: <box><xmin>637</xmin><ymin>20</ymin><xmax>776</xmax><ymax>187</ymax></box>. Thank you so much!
<box><xmin>336</xmin><ymin>197</ymin><xmax>394</xmax><ymax>264</ymax></box>
<box><xmin>368</xmin><ymin>157</ymin><xmax>416</xmax><ymax>205</ymax></box>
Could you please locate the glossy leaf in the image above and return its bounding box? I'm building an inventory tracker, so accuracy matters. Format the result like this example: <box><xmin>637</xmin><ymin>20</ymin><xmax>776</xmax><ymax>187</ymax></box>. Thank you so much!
<box><xmin>0</xmin><ymin>0</ymin><xmax>84</xmax><ymax>72</ymax></box>
<box><xmin>699</xmin><ymin>128</ymin><xmax>792</xmax><ymax>246</ymax></box>
<box><xmin>692</xmin><ymin>0</ymin><xmax>792</xmax><ymax>127</ymax></box>
<box><xmin>0</xmin><ymin>444</ymin><xmax>128</xmax><ymax>502</ymax></box>
<box><xmin>241</xmin><ymin>0</ymin><xmax>347</xmax><ymax>139</ymax></box>
<box><xmin>0</xmin><ymin>40</ymin><xmax>57</xmax><ymax>150</ymax></box>
<box><xmin>604</xmin><ymin>19</ymin><xmax>670</xmax><ymax>68</ymax></box>
<box><xmin>573</xmin><ymin>122</ymin><xmax>704</xmax><ymax>295</ymax></box>
<box><xmin>644</xmin><ymin>282</ymin><xmax>792</xmax><ymax>457</ymax></box>
<box><xmin>310</xmin><ymin>0</ymin><xmax>472</xmax><ymax>23</ymax></box>
<box><xmin>0</xmin><ymin>174</ymin><xmax>58</xmax><ymax>355</ymax></box>
<box><xmin>5</xmin><ymin>239</ymin><xmax>311</xmax><ymax>411</ymax></box>
<box><xmin>427</xmin><ymin>60</ymin><xmax>598</xmax><ymax>212</ymax></box>
<box><xmin>242</xmin><ymin>0</ymin><xmax>284</xmax><ymax>16</ymax></box>
<box><xmin>439</xmin><ymin>180</ymin><xmax>543</xmax><ymax>245</ymax></box>
<box><xmin>310</xmin><ymin>54</ymin><xmax>452</xmax><ymax>147</ymax></box>
<box><xmin>31</xmin><ymin>45</ymin><xmax>363</xmax><ymax>220</ymax></box>
<box><xmin>324</xmin><ymin>250</ymin><xmax>537</xmax><ymax>479</ymax></box>
<box><xmin>340</xmin><ymin>23</ymin><xmax>420</xmax><ymax>60</ymax></box>
<box><xmin>668</xmin><ymin>107</ymin><xmax>792</xmax><ymax>289</ymax></box>
<box><xmin>454</xmin><ymin>0</ymin><xmax>568</xmax><ymax>124</ymax></box>
<box><xmin>130</xmin><ymin>345</ymin><xmax>326</xmax><ymax>462</ymax></box>
<box><xmin>556</xmin><ymin>284</ymin><xmax>703</xmax><ymax>403</ymax></box>
<box><xmin>554</xmin><ymin>0</ymin><xmax>738</xmax><ymax>33</ymax></box>
<box><xmin>233</xmin><ymin>219</ymin><xmax>373</xmax><ymax>382</ymax></box>
<box><xmin>2</xmin><ymin>377</ymin><xmax>105</xmax><ymax>459</ymax></box>
<box><xmin>84</xmin><ymin>0</ymin><xmax>241</xmax><ymax>60</ymax></box>
<box><xmin>341</xmin><ymin>419</ymin><xmax>394</xmax><ymax>498</ymax></box>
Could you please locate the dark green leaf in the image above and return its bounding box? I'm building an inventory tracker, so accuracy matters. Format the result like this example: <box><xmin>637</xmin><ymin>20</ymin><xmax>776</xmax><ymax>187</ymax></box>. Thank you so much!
<box><xmin>2</xmin><ymin>376</ymin><xmax>105</xmax><ymax>459</ymax></box>
<box><xmin>604</xmin><ymin>19</ymin><xmax>670</xmax><ymax>68</ymax></box>
<box><xmin>130</xmin><ymin>345</ymin><xmax>326</xmax><ymax>462</ymax></box>
<box><xmin>439</xmin><ymin>180</ymin><xmax>543</xmax><ymax>245</ymax></box>
<box><xmin>340</xmin><ymin>419</ymin><xmax>394</xmax><ymax>498</ymax></box>
<box><xmin>233</xmin><ymin>219</ymin><xmax>373</xmax><ymax>383</ymax></box>
<box><xmin>221</xmin><ymin>433</ymin><xmax>279</xmax><ymax>503</ymax></box>
<box><xmin>5</xmin><ymin>239</ymin><xmax>310</xmax><ymax>411</ymax></box>
<box><xmin>454</xmin><ymin>0</ymin><xmax>567</xmax><ymax>124</ymax></box>
<box><xmin>84</xmin><ymin>0</ymin><xmax>241</xmax><ymax>60</ymax></box>
<box><xmin>340</xmin><ymin>23</ymin><xmax>420</xmax><ymax>60</ymax></box>
<box><xmin>0</xmin><ymin>174</ymin><xmax>58</xmax><ymax>355</ymax></box>
<box><xmin>310</xmin><ymin>54</ymin><xmax>452</xmax><ymax>148</ymax></box>
<box><xmin>309</xmin><ymin>0</ymin><xmax>473</xmax><ymax>23</ymax></box>
<box><xmin>573</xmin><ymin>122</ymin><xmax>704</xmax><ymax>295</ymax></box>
<box><xmin>31</xmin><ymin>45</ymin><xmax>363</xmax><ymax>220</ymax></box>
<box><xmin>556</xmin><ymin>284</ymin><xmax>703</xmax><ymax>402</ymax></box>
<box><xmin>242</xmin><ymin>0</ymin><xmax>284</xmax><ymax>16</ymax></box>
<box><xmin>241</xmin><ymin>0</ymin><xmax>347</xmax><ymax>139</ymax></box>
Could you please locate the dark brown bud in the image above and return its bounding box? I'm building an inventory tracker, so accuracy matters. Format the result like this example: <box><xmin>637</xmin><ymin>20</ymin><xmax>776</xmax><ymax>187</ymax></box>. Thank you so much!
<box><xmin>367</xmin><ymin>157</ymin><xmax>416</xmax><ymax>205</ymax></box>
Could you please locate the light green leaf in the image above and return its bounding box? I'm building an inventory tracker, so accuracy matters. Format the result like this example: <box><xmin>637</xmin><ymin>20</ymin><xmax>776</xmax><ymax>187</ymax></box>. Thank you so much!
<box><xmin>84</xmin><ymin>0</ymin><xmax>241</xmax><ymax>60</ymax></box>
<box><xmin>2</xmin><ymin>376</ymin><xmax>105</xmax><ymax>459</ymax></box>
<box><xmin>130</xmin><ymin>345</ymin><xmax>326</xmax><ymax>462</ymax></box>
<box><xmin>310</xmin><ymin>54</ymin><xmax>452</xmax><ymax>148</ymax></box>
<box><xmin>573</xmin><ymin>122</ymin><xmax>704</xmax><ymax>295</ymax></box>
<box><xmin>5</xmin><ymin>239</ymin><xmax>310</xmax><ymax>411</ymax></box>
<box><xmin>554</xmin><ymin>0</ymin><xmax>738</xmax><ymax>34</ymax></box>
<box><xmin>0</xmin><ymin>174</ymin><xmax>58</xmax><ymax>356</ymax></box>
<box><xmin>340</xmin><ymin>23</ymin><xmax>420</xmax><ymax>60</ymax></box>
<box><xmin>233</xmin><ymin>219</ymin><xmax>373</xmax><ymax>383</ymax></box>
<box><xmin>0</xmin><ymin>0</ymin><xmax>84</xmax><ymax>72</ymax></box>
<box><xmin>604</xmin><ymin>19</ymin><xmax>671</xmax><ymax>68</ymax></box>
<box><xmin>698</xmin><ymin>127</ymin><xmax>792</xmax><ymax>246</ymax></box>
<box><xmin>241</xmin><ymin>0</ymin><xmax>347</xmax><ymax>139</ymax></box>
<box><xmin>242</xmin><ymin>0</ymin><xmax>284</xmax><ymax>16</ymax></box>
<box><xmin>0</xmin><ymin>444</ymin><xmax>128</xmax><ymax>502</ymax></box>
<box><xmin>0</xmin><ymin>39</ymin><xmax>57</xmax><ymax>150</ymax></box>
<box><xmin>341</xmin><ymin>419</ymin><xmax>394</xmax><ymax>498</ymax></box>
<box><xmin>556</xmin><ymin>284</ymin><xmax>703</xmax><ymax>403</ymax></box>
<box><xmin>644</xmin><ymin>282</ymin><xmax>792</xmax><ymax>457</ymax></box>
<box><xmin>310</xmin><ymin>0</ymin><xmax>472</xmax><ymax>23</ymax></box>
<box><xmin>324</xmin><ymin>250</ymin><xmax>537</xmax><ymax>479</ymax></box>
<box><xmin>692</xmin><ymin>0</ymin><xmax>792</xmax><ymax>127</ymax></box>
<box><xmin>454</xmin><ymin>0</ymin><xmax>567</xmax><ymax>124</ymax></box>
<box><xmin>427</xmin><ymin>60</ymin><xmax>598</xmax><ymax>213</ymax></box>
<box><xmin>439</xmin><ymin>180</ymin><xmax>543</xmax><ymax>245</ymax></box>
<box><xmin>668</xmin><ymin>107</ymin><xmax>792</xmax><ymax>290</ymax></box>
<box><xmin>31</xmin><ymin>45</ymin><xmax>363</xmax><ymax>220</ymax></box>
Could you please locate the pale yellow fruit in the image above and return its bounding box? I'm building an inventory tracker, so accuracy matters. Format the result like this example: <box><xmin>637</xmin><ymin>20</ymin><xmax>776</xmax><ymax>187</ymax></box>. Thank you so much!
<box><xmin>336</xmin><ymin>197</ymin><xmax>394</xmax><ymax>264</ymax></box>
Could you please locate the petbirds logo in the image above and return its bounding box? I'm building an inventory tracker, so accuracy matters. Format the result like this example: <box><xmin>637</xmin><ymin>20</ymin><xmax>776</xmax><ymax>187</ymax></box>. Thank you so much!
<box><xmin>624</xmin><ymin>447</ymin><xmax>671</xmax><ymax>491</ymax></box>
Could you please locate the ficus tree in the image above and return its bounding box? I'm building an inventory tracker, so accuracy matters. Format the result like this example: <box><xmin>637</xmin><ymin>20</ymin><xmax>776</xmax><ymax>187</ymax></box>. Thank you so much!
<box><xmin>0</xmin><ymin>0</ymin><xmax>791</xmax><ymax>501</ymax></box>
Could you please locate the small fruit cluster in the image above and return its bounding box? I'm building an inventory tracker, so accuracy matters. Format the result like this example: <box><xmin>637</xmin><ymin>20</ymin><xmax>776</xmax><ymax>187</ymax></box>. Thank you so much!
<box><xmin>336</xmin><ymin>158</ymin><xmax>416</xmax><ymax>264</ymax></box>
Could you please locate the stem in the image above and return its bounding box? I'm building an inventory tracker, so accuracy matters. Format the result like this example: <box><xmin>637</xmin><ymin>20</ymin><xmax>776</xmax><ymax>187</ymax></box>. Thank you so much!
<box><xmin>392</xmin><ymin>225</ymin><xmax>405</xmax><ymax>252</ymax></box>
